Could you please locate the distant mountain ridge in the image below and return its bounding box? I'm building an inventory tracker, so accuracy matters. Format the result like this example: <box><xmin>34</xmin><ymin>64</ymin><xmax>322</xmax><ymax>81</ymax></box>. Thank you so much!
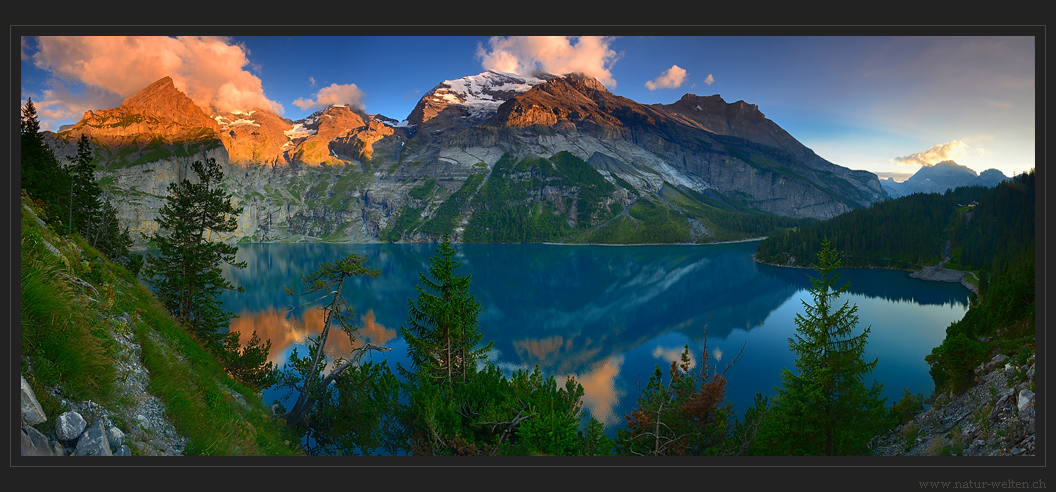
<box><xmin>882</xmin><ymin>160</ymin><xmax>1008</xmax><ymax>198</ymax></box>
<box><xmin>41</xmin><ymin>70</ymin><xmax>889</xmax><ymax>246</ymax></box>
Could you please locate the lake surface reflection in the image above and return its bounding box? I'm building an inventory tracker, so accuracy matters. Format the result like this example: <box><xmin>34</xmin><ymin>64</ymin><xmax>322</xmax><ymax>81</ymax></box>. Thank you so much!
<box><xmin>219</xmin><ymin>241</ymin><xmax>970</xmax><ymax>434</ymax></box>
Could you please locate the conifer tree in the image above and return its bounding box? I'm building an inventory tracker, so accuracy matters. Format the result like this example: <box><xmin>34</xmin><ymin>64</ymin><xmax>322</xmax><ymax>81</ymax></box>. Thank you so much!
<box><xmin>278</xmin><ymin>254</ymin><xmax>391</xmax><ymax>430</ymax></box>
<box><xmin>93</xmin><ymin>196</ymin><xmax>140</xmax><ymax>275</ymax></box>
<box><xmin>20</xmin><ymin>98</ymin><xmax>71</xmax><ymax>225</ymax></box>
<box><xmin>400</xmin><ymin>234</ymin><xmax>491</xmax><ymax>387</ymax></box>
<box><xmin>755</xmin><ymin>238</ymin><xmax>888</xmax><ymax>455</ymax></box>
<box><xmin>142</xmin><ymin>158</ymin><xmax>246</xmax><ymax>342</ymax></box>
<box><xmin>68</xmin><ymin>133</ymin><xmax>103</xmax><ymax>238</ymax></box>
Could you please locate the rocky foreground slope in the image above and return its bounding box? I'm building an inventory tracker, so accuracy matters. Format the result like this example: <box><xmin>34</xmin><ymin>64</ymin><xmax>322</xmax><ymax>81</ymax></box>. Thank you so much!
<box><xmin>869</xmin><ymin>352</ymin><xmax>1036</xmax><ymax>456</ymax></box>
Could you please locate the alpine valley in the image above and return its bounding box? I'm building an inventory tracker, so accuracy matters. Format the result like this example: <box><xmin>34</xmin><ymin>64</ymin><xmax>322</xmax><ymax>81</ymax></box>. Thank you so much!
<box><xmin>42</xmin><ymin>70</ymin><xmax>891</xmax><ymax>248</ymax></box>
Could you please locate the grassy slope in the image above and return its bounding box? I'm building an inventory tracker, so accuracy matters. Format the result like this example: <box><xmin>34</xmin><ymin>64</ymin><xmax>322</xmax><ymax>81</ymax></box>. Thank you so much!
<box><xmin>19</xmin><ymin>192</ymin><xmax>303</xmax><ymax>456</ymax></box>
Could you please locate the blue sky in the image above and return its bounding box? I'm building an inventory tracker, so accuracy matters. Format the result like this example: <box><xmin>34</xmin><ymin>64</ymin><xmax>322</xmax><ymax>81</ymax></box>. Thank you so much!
<box><xmin>20</xmin><ymin>34</ymin><xmax>1036</xmax><ymax>180</ymax></box>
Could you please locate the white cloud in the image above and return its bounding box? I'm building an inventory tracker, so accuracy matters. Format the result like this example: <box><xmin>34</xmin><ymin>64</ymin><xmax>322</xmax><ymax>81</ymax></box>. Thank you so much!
<box><xmin>704</xmin><ymin>73</ymin><xmax>714</xmax><ymax>85</ymax></box>
<box><xmin>292</xmin><ymin>83</ymin><xmax>366</xmax><ymax>112</ymax></box>
<box><xmin>652</xmin><ymin>345</ymin><xmax>696</xmax><ymax>371</ymax></box>
<box><xmin>476</xmin><ymin>36</ymin><xmax>620</xmax><ymax>88</ymax></box>
<box><xmin>892</xmin><ymin>140</ymin><xmax>971</xmax><ymax>167</ymax></box>
<box><xmin>645</xmin><ymin>65</ymin><xmax>688</xmax><ymax>91</ymax></box>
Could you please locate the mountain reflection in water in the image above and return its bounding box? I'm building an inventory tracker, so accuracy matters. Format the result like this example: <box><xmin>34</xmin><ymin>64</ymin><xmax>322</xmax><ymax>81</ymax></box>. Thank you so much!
<box><xmin>219</xmin><ymin>241</ymin><xmax>970</xmax><ymax>431</ymax></box>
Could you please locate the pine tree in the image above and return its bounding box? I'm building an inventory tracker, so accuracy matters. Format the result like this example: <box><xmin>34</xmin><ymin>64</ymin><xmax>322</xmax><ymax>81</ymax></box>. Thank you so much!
<box><xmin>278</xmin><ymin>254</ymin><xmax>391</xmax><ymax>430</ymax></box>
<box><xmin>400</xmin><ymin>234</ymin><xmax>491</xmax><ymax>387</ymax></box>
<box><xmin>93</xmin><ymin>196</ymin><xmax>139</xmax><ymax>275</ymax></box>
<box><xmin>68</xmin><ymin>133</ymin><xmax>103</xmax><ymax>239</ymax></box>
<box><xmin>142</xmin><ymin>158</ymin><xmax>246</xmax><ymax>342</ymax></box>
<box><xmin>756</xmin><ymin>238</ymin><xmax>888</xmax><ymax>455</ymax></box>
<box><xmin>21</xmin><ymin>98</ymin><xmax>71</xmax><ymax>225</ymax></box>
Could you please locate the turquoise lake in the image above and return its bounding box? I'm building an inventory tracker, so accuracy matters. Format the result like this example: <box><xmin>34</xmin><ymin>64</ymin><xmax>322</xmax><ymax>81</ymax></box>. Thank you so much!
<box><xmin>218</xmin><ymin>240</ymin><xmax>971</xmax><ymax>435</ymax></box>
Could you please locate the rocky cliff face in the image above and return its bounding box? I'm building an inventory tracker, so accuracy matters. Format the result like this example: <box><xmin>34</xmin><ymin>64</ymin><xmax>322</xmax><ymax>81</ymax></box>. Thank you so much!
<box><xmin>41</xmin><ymin>71</ymin><xmax>889</xmax><ymax>247</ymax></box>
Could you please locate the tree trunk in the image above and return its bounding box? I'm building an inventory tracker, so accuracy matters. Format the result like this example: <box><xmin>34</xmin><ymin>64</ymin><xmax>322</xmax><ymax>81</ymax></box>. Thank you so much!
<box><xmin>284</xmin><ymin>342</ymin><xmax>390</xmax><ymax>428</ymax></box>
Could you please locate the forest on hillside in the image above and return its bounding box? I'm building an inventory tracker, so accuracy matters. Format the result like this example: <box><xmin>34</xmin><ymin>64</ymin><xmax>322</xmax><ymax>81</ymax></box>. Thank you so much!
<box><xmin>755</xmin><ymin>171</ymin><xmax>1034</xmax><ymax>274</ymax></box>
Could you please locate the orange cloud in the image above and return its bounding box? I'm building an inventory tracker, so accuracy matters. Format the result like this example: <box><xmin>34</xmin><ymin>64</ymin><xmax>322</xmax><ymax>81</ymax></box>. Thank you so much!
<box><xmin>511</xmin><ymin>334</ymin><xmax>605</xmax><ymax>376</ymax></box>
<box><xmin>292</xmin><ymin>83</ymin><xmax>366</xmax><ymax>112</ymax></box>
<box><xmin>512</xmin><ymin>335</ymin><xmax>566</xmax><ymax>362</ymax></box>
<box><xmin>559</xmin><ymin>355</ymin><xmax>624</xmax><ymax>426</ymax></box>
<box><xmin>645</xmin><ymin>65</ymin><xmax>688</xmax><ymax>91</ymax></box>
<box><xmin>476</xmin><ymin>36</ymin><xmax>620</xmax><ymax>88</ymax></box>
<box><xmin>30</xmin><ymin>36</ymin><xmax>282</xmax><ymax>115</ymax></box>
<box><xmin>892</xmin><ymin>140</ymin><xmax>971</xmax><ymax>168</ymax></box>
<box><xmin>228</xmin><ymin>308</ymin><xmax>396</xmax><ymax>367</ymax></box>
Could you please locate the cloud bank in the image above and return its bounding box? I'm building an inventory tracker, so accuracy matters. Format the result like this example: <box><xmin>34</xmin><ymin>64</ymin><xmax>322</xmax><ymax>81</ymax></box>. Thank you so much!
<box><xmin>892</xmin><ymin>140</ymin><xmax>970</xmax><ymax>167</ymax></box>
<box><xmin>476</xmin><ymin>36</ymin><xmax>620</xmax><ymax>88</ymax></box>
<box><xmin>645</xmin><ymin>65</ymin><xmax>688</xmax><ymax>90</ymax></box>
<box><xmin>28</xmin><ymin>36</ymin><xmax>282</xmax><ymax>121</ymax></box>
<box><xmin>292</xmin><ymin>83</ymin><xmax>366</xmax><ymax>112</ymax></box>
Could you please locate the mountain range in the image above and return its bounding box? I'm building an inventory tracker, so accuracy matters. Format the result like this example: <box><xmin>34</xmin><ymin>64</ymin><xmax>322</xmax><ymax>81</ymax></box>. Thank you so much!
<box><xmin>43</xmin><ymin>70</ymin><xmax>891</xmax><ymax>247</ymax></box>
<box><xmin>880</xmin><ymin>160</ymin><xmax>1009</xmax><ymax>198</ymax></box>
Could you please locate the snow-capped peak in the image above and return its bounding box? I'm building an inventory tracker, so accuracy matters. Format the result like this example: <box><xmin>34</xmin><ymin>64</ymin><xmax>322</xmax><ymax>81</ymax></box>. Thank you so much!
<box><xmin>427</xmin><ymin>70</ymin><xmax>550</xmax><ymax>118</ymax></box>
<box><xmin>214</xmin><ymin>112</ymin><xmax>260</xmax><ymax>127</ymax></box>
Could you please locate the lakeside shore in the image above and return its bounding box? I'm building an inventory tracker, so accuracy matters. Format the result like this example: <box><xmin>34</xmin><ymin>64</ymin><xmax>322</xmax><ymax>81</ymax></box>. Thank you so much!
<box><xmin>753</xmin><ymin>255</ymin><xmax>980</xmax><ymax>295</ymax></box>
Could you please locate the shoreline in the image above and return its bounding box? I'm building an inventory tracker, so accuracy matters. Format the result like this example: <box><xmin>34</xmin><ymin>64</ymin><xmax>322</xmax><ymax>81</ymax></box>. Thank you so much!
<box><xmin>753</xmin><ymin>256</ymin><xmax>980</xmax><ymax>294</ymax></box>
<box><xmin>223</xmin><ymin>236</ymin><xmax>770</xmax><ymax>247</ymax></box>
<box><xmin>542</xmin><ymin>237</ymin><xmax>767</xmax><ymax>247</ymax></box>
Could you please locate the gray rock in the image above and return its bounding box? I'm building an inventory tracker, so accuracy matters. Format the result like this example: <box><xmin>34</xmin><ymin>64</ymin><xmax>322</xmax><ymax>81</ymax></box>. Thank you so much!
<box><xmin>1017</xmin><ymin>389</ymin><xmax>1035</xmax><ymax>413</ymax></box>
<box><xmin>72</xmin><ymin>419</ymin><xmax>112</xmax><ymax>456</ymax></box>
<box><xmin>990</xmin><ymin>388</ymin><xmax>1014</xmax><ymax>422</ymax></box>
<box><xmin>20</xmin><ymin>375</ymin><xmax>48</xmax><ymax>426</ymax></box>
<box><xmin>107</xmin><ymin>424</ymin><xmax>126</xmax><ymax>450</ymax></box>
<box><xmin>23</xmin><ymin>203</ymin><xmax>48</xmax><ymax>228</ymax></box>
<box><xmin>115</xmin><ymin>445</ymin><xmax>131</xmax><ymax>456</ymax></box>
<box><xmin>56</xmin><ymin>411</ymin><xmax>87</xmax><ymax>441</ymax></box>
<box><xmin>986</xmin><ymin>354</ymin><xmax>1008</xmax><ymax>372</ymax></box>
<box><xmin>21</xmin><ymin>420</ymin><xmax>58</xmax><ymax>456</ymax></box>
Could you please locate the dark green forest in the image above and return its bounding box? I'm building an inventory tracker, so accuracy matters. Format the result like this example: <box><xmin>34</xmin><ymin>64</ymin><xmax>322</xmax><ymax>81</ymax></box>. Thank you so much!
<box><xmin>755</xmin><ymin>171</ymin><xmax>1034</xmax><ymax>274</ymax></box>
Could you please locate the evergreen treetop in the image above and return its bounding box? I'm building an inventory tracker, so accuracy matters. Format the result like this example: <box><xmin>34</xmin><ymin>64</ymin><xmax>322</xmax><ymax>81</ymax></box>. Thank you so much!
<box><xmin>142</xmin><ymin>158</ymin><xmax>246</xmax><ymax>341</ymax></box>
<box><xmin>755</xmin><ymin>238</ymin><xmax>889</xmax><ymax>455</ymax></box>
<box><xmin>400</xmin><ymin>234</ymin><xmax>491</xmax><ymax>387</ymax></box>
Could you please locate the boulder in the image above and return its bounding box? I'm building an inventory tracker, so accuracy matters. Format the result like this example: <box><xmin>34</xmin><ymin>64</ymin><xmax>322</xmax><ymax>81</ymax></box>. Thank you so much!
<box><xmin>1017</xmin><ymin>389</ymin><xmax>1035</xmax><ymax>413</ymax></box>
<box><xmin>20</xmin><ymin>375</ymin><xmax>48</xmax><ymax>426</ymax></box>
<box><xmin>21</xmin><ymin>419</ymin><xmax>59</xmax><ymax>456</ymax></box>
<box><xmin>989</xmin><ymin>388</ymin><xmax>1014</xmax><ymax>422</ymax></box>
<box><xmin>984</xmin><ymin>354</ymin><xmax>1008</xmax><ymax>372</ymax></box>
<box><xmin>56</xmin><ymin>411</ymin><xmax>87</xmax><ymax>441</ymax></box>
<box><xmin>107</xmin><ymin>424</ymin><xmax>126</xmax><ymax>450</ymax></box>
<box><xmin>72</xmin><ymin>419</ymin><xmax>112</xmax><ymax>456</ymax></box>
